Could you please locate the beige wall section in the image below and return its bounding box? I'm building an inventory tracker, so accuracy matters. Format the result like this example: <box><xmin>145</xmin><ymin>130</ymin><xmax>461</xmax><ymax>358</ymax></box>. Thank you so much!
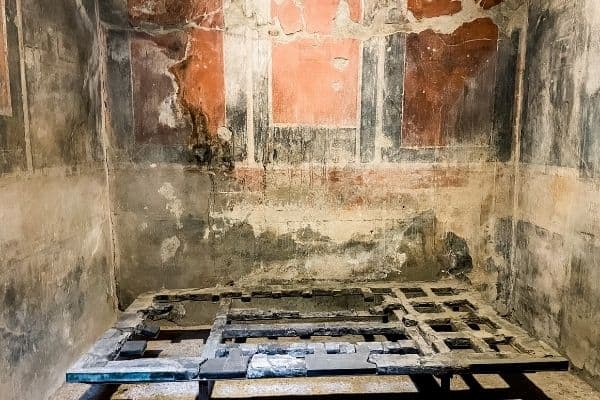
<box><xmin>512</xmin><ymin>166</ymin><xmax>600</xmax><ymax>387</ymax></box>
<box><xmin>510</xmin><ymin>0</ymin><xmax>600</xmax><ymax>388</ymax></box>
<box><xmin>0</xmin><ymin>170</ymin><xmax>116</xmax><ymax>400</ymax></box>
<box><xmin>112</xmin><ymin>162</ymin><xmax>514</xmax><ymax>308</ymax></box>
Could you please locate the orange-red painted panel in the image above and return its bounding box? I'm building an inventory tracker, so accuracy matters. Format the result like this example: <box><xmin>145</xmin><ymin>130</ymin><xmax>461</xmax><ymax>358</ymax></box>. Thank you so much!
<box><xmin>272</xmin><ymin>38</ymin><xmax>360</xmax><ymax>126</ymax></box>
<box><xmin>171</xmin><ymin>29</ymin><xmax>225</xmax><ymax>137</ymax></box>
<box><xmin>271</xmin><ymin>0</ymin><xmax>361</xmax><ymax>126</ymax></box>
<box><xmin>408</xmin><ymin>0</ymin><xmax>462</xmax><ymax>19</ymax></box>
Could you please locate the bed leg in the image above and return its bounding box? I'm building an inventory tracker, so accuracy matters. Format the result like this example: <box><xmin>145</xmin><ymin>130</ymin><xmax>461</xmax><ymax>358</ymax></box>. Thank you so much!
<box><xmin>198</xmin><ymin>380</ymin><xmax>214</xmax><ymax>400</ymax></box>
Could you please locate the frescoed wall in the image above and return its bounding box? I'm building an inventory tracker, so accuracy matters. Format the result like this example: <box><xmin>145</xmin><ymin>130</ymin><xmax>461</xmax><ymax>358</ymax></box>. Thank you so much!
<box><xmin>101</xmin><ymin>0</ymin><xmax>521</xmax><ymax>317</ymax></box>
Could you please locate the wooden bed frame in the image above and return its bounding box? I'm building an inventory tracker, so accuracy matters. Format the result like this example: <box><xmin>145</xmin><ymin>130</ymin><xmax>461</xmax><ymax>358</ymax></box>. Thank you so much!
<box><xmin>67</xmin><ymin>281</ymin><xmax>568</xmax><ymax>399</ymax></box>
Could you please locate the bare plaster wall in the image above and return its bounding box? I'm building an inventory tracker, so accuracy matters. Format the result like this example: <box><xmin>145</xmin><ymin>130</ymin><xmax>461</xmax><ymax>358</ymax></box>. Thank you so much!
<box><xmin>509</xmin><ymin>0</ymin><xmax>600</xmax><ymax>388</ymax></box>
<box><xmin>0</xmin><ymin>1</ymin><xmax>116</xmax><ymax>399</ymax></box>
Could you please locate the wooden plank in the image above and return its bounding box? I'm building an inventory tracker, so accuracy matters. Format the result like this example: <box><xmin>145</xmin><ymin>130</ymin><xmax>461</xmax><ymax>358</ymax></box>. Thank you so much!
<box><xmin>67</xmin><ymin>281</ymin><xmax>571</xmax><ymax>385</ymax></box>
<box><xmin>247</xmin><ymin>354</ymin><xmax>307</xmax><ymax>379</ymax></box>
<box><xmin>222</xmin><ymin>322</ymin><xmax>405</xmax><ymax>339</ymax></box>
<box><xmin>118</xmin><ymin>341</ymin><xmax>147</xmax><ymax>358</ymax></box>
<box><xmin>199</xmin><ymin>349</ymin><xmax>250</xmax><ymax>379</ymax></box>
<box><xmin>305</xmin><ymin>353</ymin><xmax>376</xmax><ymax>376</ymax></box>
<box><xmin>67</xmin><ymin>357</ymin><xmax>202</xmax><ymax>383</ymax></box>
<box><xmin>68</xmin><ymin>329</ymin><xmax>132</xmax><ymax>373</ymax></box>
<box><xmin>370</xmin><ymin>354</ymin><xmax>569</xmax><ymax>375</ymax></box>
<box><xmin>218</xmin><ymin>342</ymin><xmax>328</xmax><ymax>357</ymax></box>
<box><xmin>201</xmin><ymin>299</ymin><xmax>232</xmax><ymax>361</ymax></box>
<box><xmin>228</xmin><ymin>309</ymin><xmax>384</xmax><ymax>322</ymax></box>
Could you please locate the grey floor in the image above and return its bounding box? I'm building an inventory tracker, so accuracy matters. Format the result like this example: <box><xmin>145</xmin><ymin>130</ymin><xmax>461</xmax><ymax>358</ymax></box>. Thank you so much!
<box><xmin>52</xmin><ymin>371</ymin><xmax>599</xmax><ymax>400</ymax></box>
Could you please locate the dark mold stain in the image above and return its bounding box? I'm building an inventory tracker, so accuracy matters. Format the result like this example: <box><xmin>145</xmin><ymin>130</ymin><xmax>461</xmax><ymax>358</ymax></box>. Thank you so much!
<box><xmin>512</xmin><ymin>220</ymin><xmax>566</xmax><ymax>343</ymax></box>
<box><xmin>493</xmin><ymin>31</ymin><xmax>519</xmax><ymax>162</ymax></box>
<box><xmin>577</xmin><ymin>14</ymin><xmax>600</xmax><ymax>178</ymax></box>
<box><xmin>169</xmin><ymin>30</ymin><xmax>231</xmax><ymax>170</ymax></box>
<box><xmin>494</xmin><ymin>217</ymin><xmax>513</xmax><ymax>262</ymax></box>
<box><xmin>118</xmin><ymin>210</ymin><xmax>476</xmax><ymax>307</ymax></box>
<box><xmin>23</xmin><ymin>0</ymin><xmax>103</xmax><ymax>168</ymax></box>
<box><xmin>395</xmin><ymin>212</ymin><xmax>440</xmax><ymax>280</ymax></box>
<box><xmin>579</xmin><ymin>87</ymin><xmax>600</xmax><ymax>178</ymax></box>
<box><xmin>106</xmin><ymin>29</ymin><xmax>135</xmax><ymax>160</ymax></box>
<box><xmin>211</xmin><ymin>223</ymin><xmax>331</xmax><ymax>268</ymax></box>
<box><xmin>0</xmin><ymin>257</ymin><xmax>95</xmax><ymax>369</ymax></box>
<box><xmin>227</xmin><ymin>97</ymin><xmax>248</xmax><ymax>162</ymax></box>
<box><xmin>360</xmin><ymin>37</ymin><xmax>378</xmax><ymax>162</ymax></box>
<box><xmin>382</xmin><ymin>32</ymin><xmax>406</xmax><ymax>155</ymax></box>
<box><xmin>520</xmin><ymin>4</ymin><xmax>578</xmax><ymax>168</ymax></box>
<box><xmin>441</xmin><ymin>232</ymin><xmax>473</xmax><ymax>276</ymax></box>
<box><xmin>0</xmin><ymin>0</ymin><xmax>26</xmax><ymax>173</ymax></box>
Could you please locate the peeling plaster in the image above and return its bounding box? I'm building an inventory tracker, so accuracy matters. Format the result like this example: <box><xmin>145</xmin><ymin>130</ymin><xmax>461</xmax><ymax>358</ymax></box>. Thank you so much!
<box><xmin>160</xmin><ymin>235</ymin><xmax>181</xmax><ymax>264</ymax></box>
<box><xmin>158</xmin><ymin>182</ymin><xmax>184</xmax><ymax>229</ymax></box>
<box><xmin>127</xmin><ymin>0</ymin><xmax>523</xmax><ymax>42</ymax></box>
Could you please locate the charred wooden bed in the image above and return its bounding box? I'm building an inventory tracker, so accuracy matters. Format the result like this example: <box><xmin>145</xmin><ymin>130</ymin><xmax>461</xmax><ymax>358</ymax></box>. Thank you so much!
<box><xmin>67</xmin><ymin>281</ymin><xmax>568</xmax><ymax>399</ymax></box>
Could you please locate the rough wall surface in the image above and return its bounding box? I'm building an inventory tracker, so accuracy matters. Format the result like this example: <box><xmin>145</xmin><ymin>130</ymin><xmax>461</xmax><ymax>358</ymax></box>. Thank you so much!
<box><xmin>512</xmin><ymin>0</ymin><xmax>600</xmax><ymax>388</ymax></box>
<box><xmin>0</xmin><ymin>1</ymin><xmax>116</xmax><ymax>399</ymax></box>
<box><xmin>3</xmin><ymin>0</ymin><xmax>599</xmax><ymax>396</ymax></box>
<box><xmin>100</xmin><ymin>0</ymin><xmax>523</xmax><ymax>307</ymax></box>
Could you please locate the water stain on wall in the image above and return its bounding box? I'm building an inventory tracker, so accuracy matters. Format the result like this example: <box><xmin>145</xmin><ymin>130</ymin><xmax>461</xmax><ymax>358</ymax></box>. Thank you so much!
<box><xmin>131</xmin><ymin>32</ymin><xmax>190</xmax><ymax>146</ymax></box>
<box><xmin>129</xmin><ymin>19</ymin><xmax>231</xmax><ymax>166</ymax></box>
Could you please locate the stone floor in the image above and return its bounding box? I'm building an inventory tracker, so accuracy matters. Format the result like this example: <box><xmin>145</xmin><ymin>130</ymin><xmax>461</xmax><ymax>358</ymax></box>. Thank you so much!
<box><xmin>52</xmin><ymin>371</ymin><xmax>599</xmax><ymax>400</ymax></box>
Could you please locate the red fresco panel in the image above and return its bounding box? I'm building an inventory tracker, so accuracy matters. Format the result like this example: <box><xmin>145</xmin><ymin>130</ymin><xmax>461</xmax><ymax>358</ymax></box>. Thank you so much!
<box><xmin>271</xmin><ymin>0</ymin><xmax>361</xmax><ymax>126</ymax></box>
<box><xmin>171</xmin><ymin>29</ymin><xmax>225</xmax><ymax>138</ymax></box>
<box><xmin>407</xmin><ymin>0</ymin><xmax>462</xmax><ymax>19</ymax></box>
<box><xmin>272</xmin><ymin>38</ymin><xmax>360</xmax><ymax>126</ymax></box>
<box><xmin>402</xmin><ymin>18</ymin><xmax>499</xmax><ymax>146</ymax></box>
<box><xmin>0</xmin><ymin>0</ymin><xmax>11</xmax><ymax>116</ymax></box>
